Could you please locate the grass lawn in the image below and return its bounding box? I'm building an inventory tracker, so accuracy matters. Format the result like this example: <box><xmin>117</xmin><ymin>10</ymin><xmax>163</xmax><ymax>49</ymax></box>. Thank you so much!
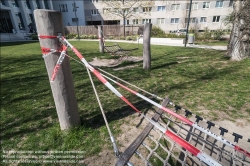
<box><xmin>1</xmin><ymin>41</ymin><xmax>250</xmax><ymax>164</ymax></box>
<box><xmin>195</xmin><ymin>40</ymin><xmax>228</xmax><ymax>46</ymax></box>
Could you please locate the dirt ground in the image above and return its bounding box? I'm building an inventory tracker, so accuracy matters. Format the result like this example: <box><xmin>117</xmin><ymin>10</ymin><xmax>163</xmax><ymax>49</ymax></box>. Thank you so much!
<box><xmin>83</xmin><ymin>57</ymin><xmax>250</xmax><ymax>166</ymax></box>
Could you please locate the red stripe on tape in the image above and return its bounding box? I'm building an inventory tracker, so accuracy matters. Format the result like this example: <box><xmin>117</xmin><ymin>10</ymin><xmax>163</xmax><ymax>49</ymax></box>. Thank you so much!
<box><xmin>92</xmin><ymin>70</ymin><xmax>108</xmax><ymax>84</ymax></box>
<box><xmin>161</xmin><ymin>106</ymin><xmax>193</xmax><ymax>126</ymax></box>
<box><xmin>41</xmin><ymin>47</ymin><xmax>52</xmax><ymax>54</ymax></box>
<box><xmin>39</xmin><ymin>35</ymin><xmax>58</xmax><ymax>39</ymax></box>
<box><xmin>116</xmin><ymin>82</ymin><xmax>137</xmax><ymax>95</ymax></box>
<box><xmin>72</xmin><ymin>47</ymin><xmax>84</xmax><ymax>59</ymax></box>
<box><xmin>51</xmin><ymin>64</ymin><xmax>61</xmax><ymax>81</ymax></box>
<box><xmin>121</xmin><ymin>96</ymin><xmax>141</xmax><ymax>114</ymax></box>
<box><xmin>235</xmin><ymin>146</ymin><xmax>250</xmax><ymax>157</ymax></box>
<box><xmin>165</xmin><ymin>130</ymin><xmax>200</xmax><ymax>156</ymax></box>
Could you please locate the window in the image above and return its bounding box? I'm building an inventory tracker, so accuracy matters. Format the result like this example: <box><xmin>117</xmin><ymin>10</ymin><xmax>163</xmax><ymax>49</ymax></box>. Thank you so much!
<box><xmin>133</xmin><ymin>19</ymin><xmax>138</xmax><ymax>25</ymax></box>
<box><xmin>133</xmin><ymin>7</ymin><xmax>139</xmax><ymax>13</ymax></box>
<box><xmin>143</xmin><ymin>7</ymin><xmax>152</xmax><ymax>12</ymax></box>
<box><xmin>157</xmin><ymin>6</ymin><xmax>166</xmax><ymax>11</ymax></box>
<box><xmin>186</xmin><ymin>2</ymin><xmax>198</xmax><ymax>10</ymax></box>
<box><xmin>157</xmin><ymin>18</ymin><xmax>165</xmax><ymax>24</ymax></box>
<box><xmin>91</xmin><ymin>9</ymin><xmax>99</xmax><ymax>15</ymax></box>
<box><xmin>25</xmin><ymin>0</ymin><xmax>31</xmax><ymax>9</ymax></box>
<box><xmin>44</xmin><ymin>0</ymin><xmax>49</xmax><ymax>9</ymax></box>
<box><xmin>89</xmin><ymin>0</ymin><xmax>98</xmax><ymax>3</ymax></box>
<box><xmin>103</xmin><ymin>8</ymin><xmax>110</xmax><ymax>14</ymax></box>
<box><xmin>28</xmin><ymin>14</ymin><xmax>34</xmax><ymax>25</ymax></box>
<box><xmin>215</xmin><ymin>1</ymin><xmax>223</xmax><ymax>8</ymax></box>
<box><xmin>12</xmin><ymin>0</ymin><xmax>19</xmax><ymax>7</ymax></box>
<box><xmin>72</xmin><ymin>18</ymin><xmax>78</xmax><ymax>22</ymax></box>
<box><xmin>171</xmin><ymin>4</ymin><xmax>180</xmax><ymax>10</ymax></box>
<box><xmin>123</xmin><ymin>8</ymin><xmax>129</xmax><ymax>14</ymax></box>
<box><xmin>125</xmin><ymin>20</ymin><xmax>129</xmax><ymax>25</ymax></box>
<box><xmin>229</xmin><ymin>0</ymin><xmax>233</xmax><ymax>7</ymax></box>
<box><xmin>1</xmin><ymin>0</ymin><xmax>5</xmax><ymax>5</ymax></box>
<box><xmin>212</xmin><ymin>16</ymin><xmax>220</xmax><ymax>22</ymax></box>
<box><xmin>35</xmin><ymin>0</ymin><xmax>40</xmax><ymax>9</ymax></box>
<box><xmin>185</xmin><ymin>17</ymin><xmax>197</xmax><ymax>23</ymax></box>
<box><xmin>200</xmin><ymin>17</ymin><xmax>207</xmax><ymax>22</ymax></box>
<box><xmin>15</xmin><ymin>13</ymin><xmax>25</xmax><ymax>29</ymax></box>
<box><xmin>59</xmin><ymin>4</ymin><xmax>68</xmax><ymax>12</ymax></box>
<box><xmin>142</xmin><ymin>19</ymin><xmax>151</xmax><ymax>24</ymax></box>
<box><xmin>202</xmin><ymin>2</ymin><xmax>210</xmax><ymax>8</ymax></box>
<box><xmin>170</xmin><ymin>18</ymin><xmax>179</xmax><ymax>24</ymax></box>
<box><xmin>112</xmin><ymin>8</ymin><xmax>119</xmax><ymax>14</ymax></box>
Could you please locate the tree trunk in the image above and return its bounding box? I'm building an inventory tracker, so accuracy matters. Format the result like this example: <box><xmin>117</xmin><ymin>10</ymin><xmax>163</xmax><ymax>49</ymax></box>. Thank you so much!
<box><xmin>227</xmin><ymin>0</ymin><xmax>250</xmax><ymax>60</ymax></box>
<box><xmin>34</xmin><ymin>9</ymin><xmax>80</xmax><ymax>130</ymax></box>
<box><xmin>143</xmin><ymin>23</ymin><xmax>152</xmax><ymax>70</ymax></box>
<box><xmin>123</xmin><ymin>17</ymin><xmax>125</xmax><ymax>37</ymax></box>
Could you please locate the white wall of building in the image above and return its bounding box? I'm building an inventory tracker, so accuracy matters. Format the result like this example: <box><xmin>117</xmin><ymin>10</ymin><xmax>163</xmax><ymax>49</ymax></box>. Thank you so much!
<box><xmin>52</xmin><ymin>1</ymin><xmax>86</xmax><ymax>26</ymax></box>
<box><xmin>0</xmin><ymin>0</ymin><xmax>54</xmax><ymax>33</ymax></box>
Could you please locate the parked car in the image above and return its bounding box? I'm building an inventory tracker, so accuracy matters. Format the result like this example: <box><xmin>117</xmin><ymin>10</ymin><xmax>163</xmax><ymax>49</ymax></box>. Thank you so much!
<box><xmin>176</xmin><ymin>28</ymin><xmax>187</xmax><ymax>35</ymax></box>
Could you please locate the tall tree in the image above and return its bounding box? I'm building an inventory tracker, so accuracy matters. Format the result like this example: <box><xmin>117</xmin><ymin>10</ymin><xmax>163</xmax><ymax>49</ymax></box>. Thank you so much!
<box><xmin>227</xmin><ymin>0</ymin><xmax>250</xmax><ymax>60</ymax></box>
<box><xmin>102</xmin><ymin>0</ymin><xmax>154</xmax><ymax>36</ymax></box>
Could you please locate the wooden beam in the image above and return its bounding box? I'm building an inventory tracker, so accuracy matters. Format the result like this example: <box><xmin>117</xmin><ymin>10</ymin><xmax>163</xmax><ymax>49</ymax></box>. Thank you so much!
<box><xmin>116</xmin><ymin>97</ymin><xmax>170</xmax><ymax>166</ymax></box>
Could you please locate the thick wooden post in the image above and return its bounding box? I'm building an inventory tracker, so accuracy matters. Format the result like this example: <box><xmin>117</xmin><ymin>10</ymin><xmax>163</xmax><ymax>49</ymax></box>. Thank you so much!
<box><xmin>34</xmin><ymin>9</ymin><xmax>80</xmax><ymax>130</ymax></box>
<box><xmin>143</xmin><ymin>23</ymin><xmax>152</xmax><ymax>70</ymax></box>
<box><xmin>98</xmin><ymin>25</ymin><xmax>104</xmax><ymax>53</ymax></box>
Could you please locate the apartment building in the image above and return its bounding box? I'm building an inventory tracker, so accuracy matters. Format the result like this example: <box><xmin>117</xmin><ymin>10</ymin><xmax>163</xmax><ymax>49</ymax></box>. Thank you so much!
<box><xmin>0</xmin><ymin>0</ymin><xmax>53</xmax><ymax>33</ymax></box>
<box><xmin>83</xmin><ymin>0</ymin><xmax>233</xmax><ymax>32</ymax></box>
<box><xmin>52</xmin><ymin>1</ymin><xmax>86</xmax><ymax>26</ymax></box>
<box><xmin>0</xmin><ymin>0</ymin><xmax>233</xmax><ymax>34</ymax></box>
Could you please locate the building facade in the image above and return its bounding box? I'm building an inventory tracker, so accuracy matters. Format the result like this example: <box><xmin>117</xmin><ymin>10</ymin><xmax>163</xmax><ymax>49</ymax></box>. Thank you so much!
<box><xmin>0</xmin><ymin>0</ymin><xmax>53</xmax><ymax>33</ymax></box>
<box><xmin>52</xmin><ymin>1</ymin><xmax>86</xmax><ymax>27</ymax></box>
<box><xmin>0</xmin><ymin>0</ymin><xmax>233</xmax><ymax>34</ymax></box>
<box><xmin>82</xmin><ymin>0</ymin><xmax>233</xmax><ymax>32</ymax></box>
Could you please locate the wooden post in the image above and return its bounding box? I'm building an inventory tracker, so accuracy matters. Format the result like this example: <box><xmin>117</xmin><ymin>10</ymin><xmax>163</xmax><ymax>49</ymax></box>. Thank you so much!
<box><xmin>34</xmin><ymin>9</ymin><xmax>80</xmax><ymax>130</ymax></box>
<box><xmin>143</xmin><ymin>23</ymin><xmax>152</xmax><ymax>70</ymax></box>
<box><xmin>98</xmin><ymin>25</ymin><xmax>104</xmax><ymax>53</ymax></box>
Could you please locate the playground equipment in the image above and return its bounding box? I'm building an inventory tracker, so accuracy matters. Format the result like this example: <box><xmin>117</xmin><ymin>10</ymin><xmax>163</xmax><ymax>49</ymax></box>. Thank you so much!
<box><xmin>35</xmin><ymin>10</ymin><xmax>250</xmax><ymax>166</ymax></box>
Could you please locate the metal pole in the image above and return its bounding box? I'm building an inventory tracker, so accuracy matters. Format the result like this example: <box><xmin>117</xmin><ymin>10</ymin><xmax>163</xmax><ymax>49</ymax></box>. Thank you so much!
<box><xmin>184</xmin><ymin>0</ymin><xmax>193</xmax><ymax>47</ymax></box>
<box><xmin>72</xmin><ymin>1</ymin><xmax>80</xmax><ymax>40</ymax></box>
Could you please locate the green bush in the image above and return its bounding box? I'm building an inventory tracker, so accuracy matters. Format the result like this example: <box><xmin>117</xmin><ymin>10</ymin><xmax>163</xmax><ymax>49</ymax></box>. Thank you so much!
<box><xmin>126</xmin><ymin>36</ymin><xmax>132</xmax><ymax>40</ymax></box>
<box><xmin>165</xmin><ymin>33</ymin><xmax>185</xmax><ymax>38</ymax></box>
<box><xmin>73</xmin><ymin>35</ymin><xmax>80</xmax><ymax>39</ymax></box>
<box><xmin>31</xmin><ymin>34</ymin><xmax>38</xmax><ymax>40</ymax></box>
<box><xmin>131</xmin><ymin>36</ymin><xmax>138</xmax><ymax>41</ymax></box>
<box><xmin>85</xmin><ymin>34</ymin><xmax>97</xmax><ymax>39</ymax></box>
<box><xmin>119</xmin><ymin>36</ymin><xmax>125</xmax><ymax>40</ymax></box>
<box><xmin>151</xmin><ymin>26</ymin><xmax>166</xmax><ymax>38</ymax></box>
<box><xmin>201</xmin><ymin>27</ymin><xmax>212</xmax><ymax>40</ymax></box>
<box><xmin>213</xmin><ymin>29</ymin><xmax>224</xmax><ymax>40</ymax></box>
<box><xmin>108</xmin><ymin>36</ymin><xmax>114</xmax><ymax>40</ymax></box>
<box><xmin>80</xmin><ymin>35</ymin><xmax>88</xmax><ymax>39</ymax></box>
<box><xmin>65</xmin><ymin>33</ymin><xmax>77</xmax><ymax>39</ymax></box>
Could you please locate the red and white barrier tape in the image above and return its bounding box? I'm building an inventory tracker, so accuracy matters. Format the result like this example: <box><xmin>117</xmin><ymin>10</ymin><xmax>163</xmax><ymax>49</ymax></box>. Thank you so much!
<box><xmin>60</xmin><ymin>37</ymin><xmax>141</xmax><ymax>114</ymax></box>
<box><xmin>142</xmin><ymin>114</ymin><xmax>221</xmax><ymax>166</ymax></box>
<box><xmin>38</xmin><ymin>35</ymin><xmax>248</xmax><ymax>164</ymax></box>
<box><xmin>50</xmin><ymin>45</ymin><xmax>68</xmax><ymax>82</ymax></box>
<box><xmin>56</xmin><ymin>38</ymin><xmax>223</xmax><ymax>165</ymax></box>
<box><xmin>101</xmin><ymin>73</ymin><xmax>250</xmax><ymax>158</ymax></box>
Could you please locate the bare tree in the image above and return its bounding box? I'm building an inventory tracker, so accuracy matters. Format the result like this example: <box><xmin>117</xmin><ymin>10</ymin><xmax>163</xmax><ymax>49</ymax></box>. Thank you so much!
<box><xmin>227</xmin><ymin>0</ymin><xmax>250</xmax><ymax>60</ymax></box>
<box><xmin>102</xmin><ymin>0</ymin><xmax>154</xmax><ymax>36</ymax></box>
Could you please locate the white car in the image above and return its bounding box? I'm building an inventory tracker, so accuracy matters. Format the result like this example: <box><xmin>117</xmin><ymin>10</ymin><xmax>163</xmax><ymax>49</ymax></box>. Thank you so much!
<box><xmin>177</xmin><ymin>28</ymin><xmax>187</xmax><ymax>35</ymax></box>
